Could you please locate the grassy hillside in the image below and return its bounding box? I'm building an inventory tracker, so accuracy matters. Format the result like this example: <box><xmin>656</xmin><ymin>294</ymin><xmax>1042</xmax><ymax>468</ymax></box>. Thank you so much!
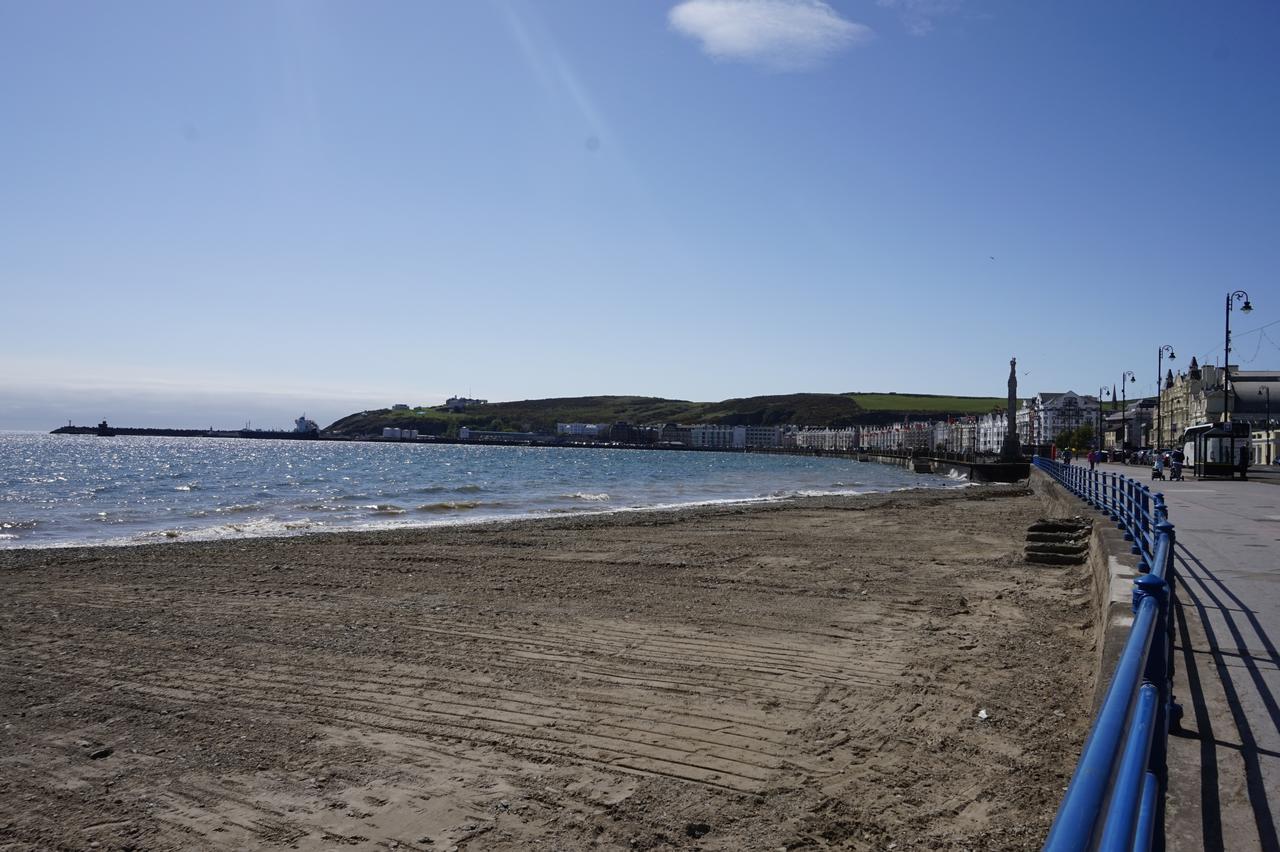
<box><xmin>325</xmin><ymin>392</ymin><xmax>1009</xmax><ymax>437</ymax></box>
<box><xmin>847</xmin><ymin>393</ymin><xmax>1005</xmax><ymax>415</ymax></box>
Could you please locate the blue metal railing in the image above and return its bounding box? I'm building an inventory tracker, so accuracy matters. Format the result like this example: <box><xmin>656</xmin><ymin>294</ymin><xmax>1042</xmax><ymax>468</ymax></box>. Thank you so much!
<box><xmin>1033</xmin><ymin>457</ymin><xmax>1179</xmax><ymax>852</ymax></box>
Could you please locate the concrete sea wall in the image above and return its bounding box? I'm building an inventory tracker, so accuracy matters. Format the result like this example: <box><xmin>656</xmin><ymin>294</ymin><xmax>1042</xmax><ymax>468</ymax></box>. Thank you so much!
<box><xmin>1030</xmin><ymin>468</ymin><xmax>1142</xmax><ymax>709</ymax></box>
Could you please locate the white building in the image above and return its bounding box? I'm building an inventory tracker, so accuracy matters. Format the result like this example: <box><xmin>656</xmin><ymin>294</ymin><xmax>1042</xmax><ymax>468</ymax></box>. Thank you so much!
<box><xmin>1017</xmin><ymin>392</ymin><xmax>1100</xmax><ymax>446</ymax></box>
<box><xmin>445</xmin><ymin>396</ymin><xmax>488</xmax><ymax>412</ymax></box>
<box><xmin>790</xmin><ymin>427</ymin><xmax>859</xmax><ymax>451</ymax></box>
<box><xmin>976</xmin><ymin>411</ymin><xmax>1008</xmax><ymax>454</ymax></box>
<box><xmin>690</xmin><ymin>425</ymin><xmax>745</xmax><ymax>449</ymax></box>
<box><xmin>743</xmin><ymin>425</ymin><xmax>785</xmax><ymax>448</ymax></box>
<box><xmin>860</xmin><ymin>422</ymin><xmax>932</xmax><ymax>451</ymax></box>
<box><xmin>931</xmin><ymin>421</ymin><xmax>950</xmax><ymax>451</ymax></box>
<box><xmin>557</xmin><ymin>423</ymin><xmax>605</xmax><ymax>438</ymax></box>
<box><xmin>935</xmin><ymin>417</ymin><xmax>979</xmax><ymax>454</ymax></box>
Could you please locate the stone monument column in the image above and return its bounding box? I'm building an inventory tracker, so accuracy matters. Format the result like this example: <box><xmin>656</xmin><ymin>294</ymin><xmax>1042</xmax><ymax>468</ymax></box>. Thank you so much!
<box><xmin>1001</xmin><ymin>358</ymin><xmax>1022</xmax><ymax>462</ymax></box>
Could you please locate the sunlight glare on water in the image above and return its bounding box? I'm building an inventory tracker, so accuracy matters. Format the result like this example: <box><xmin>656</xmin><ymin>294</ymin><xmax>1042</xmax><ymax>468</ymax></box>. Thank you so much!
<box><xmin>0</xmin><ymin>433</ymin><xmax>965</xmax><ymax>548</ymax></box>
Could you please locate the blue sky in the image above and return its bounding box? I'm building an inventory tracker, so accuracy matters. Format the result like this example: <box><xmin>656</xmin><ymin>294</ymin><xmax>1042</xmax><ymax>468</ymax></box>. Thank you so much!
<box><xmin>2</xmin><ymin>0</ymin><xmax>1278</xmax><ymax>429</ymax></box>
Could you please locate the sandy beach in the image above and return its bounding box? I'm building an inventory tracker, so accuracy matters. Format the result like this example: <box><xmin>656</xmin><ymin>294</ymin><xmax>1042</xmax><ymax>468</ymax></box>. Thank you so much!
<box><xmin>1</xmin><ymin>486</ymin><xmax>1095</xmax><ymax>851</ymax></box>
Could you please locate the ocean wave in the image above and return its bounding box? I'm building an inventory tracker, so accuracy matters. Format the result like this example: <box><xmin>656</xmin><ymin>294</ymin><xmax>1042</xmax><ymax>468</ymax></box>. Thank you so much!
<box><xmin>1</xmin><ymin>520</ymin><xmax>39</xmax><ymax>531</ymax></box>
<box><xmin>415</xmin><ymin>500</ymin><xmax>505</xmax><ymax>513</ymax></box>
<box><xmin>130</xmin><ymin>517</ymin><xmax>323</xmax><ymax>543</ymax></box>
<box><xmin>186</xmin><ymin>501</ymin><xmax>266</xmax><ymax>514</ymax></box>
<box><xmin>360</xmin><ymin>504</ymin><xmax>407</xmax><ymax>515</ymax></box>
<box><xmin>563</xmin><ymin>492</ymin><xmax>610</xmax><ymax>502</ymax></box>
<box><xmin>416</xmin><ymin>483</ymin><xmax>487</xmax><ymax>495</ymax></box>
<box><xmin>0</xmin><ymin>533</ymin><xmax>18</xmax><ymax>540</ymax></box>
<box><xmin>213</xmin><ymin>503</ymin><xmax>265</xmax><ymax>515</ymax></box>
<box><xmin>174</xmin><ymin>483</ymin><xmax>199</xmax><ymax>492</ymax></box>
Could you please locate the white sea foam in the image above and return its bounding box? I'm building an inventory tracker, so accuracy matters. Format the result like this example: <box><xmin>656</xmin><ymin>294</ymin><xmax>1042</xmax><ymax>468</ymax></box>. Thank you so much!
<box><xmin>360</xmin><ymin>504</ymin><xmax>407</xmax><ymax>515</ymax></box>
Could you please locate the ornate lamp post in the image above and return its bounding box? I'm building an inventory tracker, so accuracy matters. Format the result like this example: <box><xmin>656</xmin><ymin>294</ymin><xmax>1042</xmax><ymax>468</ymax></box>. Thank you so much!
<box><xmin>1224</xmin><ymin>290</ymin><xmax>1253</xmax><ymax>421</ymax></box>
<box><xmin>1098</xmin><ymin>385</ymin><xmax>1108</xmax><ymax>451</ymax></box>
<box><xmin>1121</xmin><ymin>371</ymin><xmax>1136</xmax><ymax>455</ymax></box>
<box><xmin>1156</xmin><ymin>345</ymin><xmax>1175</xmax><ymax>449</ymax></box>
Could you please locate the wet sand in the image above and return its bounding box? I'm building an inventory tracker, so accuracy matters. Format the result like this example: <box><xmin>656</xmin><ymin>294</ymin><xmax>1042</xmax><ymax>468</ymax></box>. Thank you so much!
<box><xmin>1</xmin><ymin>486</ymin><xmax>1095</xmax><ymax>851</ymax></box>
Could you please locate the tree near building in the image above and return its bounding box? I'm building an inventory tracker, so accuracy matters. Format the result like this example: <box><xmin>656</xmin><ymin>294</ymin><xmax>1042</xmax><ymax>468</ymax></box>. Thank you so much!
<box><xmin>1054</xmin><ymin>423</ymin><xmax>1096</xmax><ymax>451</ymax></box>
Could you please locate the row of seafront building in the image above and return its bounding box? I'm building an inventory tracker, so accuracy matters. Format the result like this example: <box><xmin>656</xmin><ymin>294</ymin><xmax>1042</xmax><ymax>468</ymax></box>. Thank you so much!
<box><xmin>552</xmin><ymin>418</ymin><xmax>1003</xmax><ymax>454</ymax></box>
<box><xmin>546</xmin><ymin>374</ymin><xmax>1278</xmax><ymax>462</ymax></box>
<box><xmin>551</xmin><ymin>393</ymin><xmax>1115</xmax><ymax>455</ymax></box>
<box><xmin>398</xmin><ymin>370</ymin><xmax>1277</xmax><ymax>461</ymax></box>
<box><xmin>551</xmin><ymin>422</ymin><xmax>856</xmax><ymax>450</ymax></box>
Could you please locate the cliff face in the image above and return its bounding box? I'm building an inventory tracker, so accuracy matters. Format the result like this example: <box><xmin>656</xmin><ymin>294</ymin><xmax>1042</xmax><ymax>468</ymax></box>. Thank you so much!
<box><xmin>324</xmin><ymin>393</ymin><xmax>1004</xmax><ymax>437</ymax></box>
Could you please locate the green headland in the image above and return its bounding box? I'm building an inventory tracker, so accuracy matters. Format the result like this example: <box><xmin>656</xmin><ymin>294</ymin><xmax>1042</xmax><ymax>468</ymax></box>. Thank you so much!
<box><xmin>325</xmin><ymin>392</ymin><xmax>1007</xmax><ymax>437</ymax></box>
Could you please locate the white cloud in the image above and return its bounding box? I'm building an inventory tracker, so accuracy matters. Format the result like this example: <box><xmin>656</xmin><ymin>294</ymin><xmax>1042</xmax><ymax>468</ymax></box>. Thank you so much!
<box><xmin>876</xmin><ymin>0</ymin><xmax>961</xmax><ymax>36</ymax></box>
<box><xmin>669</xmin><ymin>0</ymin><xmax>871</xmax><ymax>70</ymax></box>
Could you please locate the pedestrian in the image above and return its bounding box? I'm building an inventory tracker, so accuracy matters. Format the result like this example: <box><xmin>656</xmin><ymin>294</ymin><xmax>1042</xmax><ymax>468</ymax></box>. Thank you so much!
<box><xmin>1088</xmin><ymin>449</ymin><xmax>1097</xmax><ymax>471</ymax></box>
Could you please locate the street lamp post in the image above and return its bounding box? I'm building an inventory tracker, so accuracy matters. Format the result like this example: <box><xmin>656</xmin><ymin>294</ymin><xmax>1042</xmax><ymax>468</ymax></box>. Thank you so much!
<box><xmin>1121</xmin><ymin>371</ymin><xmax>1136</xmax><ymax>457</ymax></box>
<box><xmin>1224</xmin><ymin>290</ymin><xmax>1253</xmax><ymax>422</ymax></box>
<box><xmin>1098</xmin><ymin>385</ymin><xmax>1108</xmax><ymax>451</ymax></box>
<box><xmin>1156</xmin><ymin>345</ymin><xmax>1175</xmax><ymax>450</ymax></box>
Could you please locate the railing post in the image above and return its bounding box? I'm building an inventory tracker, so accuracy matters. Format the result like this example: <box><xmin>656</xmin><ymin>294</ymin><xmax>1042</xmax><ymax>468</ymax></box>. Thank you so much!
<box><xmin>1122</xmin><ymin>476</ymin><xmax>1135</xmax><ymax>540</ymax></box>
<box><xmin>1153</xmin><ymin>493</ymin><xmax>1167</xmax><ymax>526</ymax></box>
<box><xmin>1144</xmin><ymin>491</ymin><xmax>1157</xmax><ymax>557</ymax></box>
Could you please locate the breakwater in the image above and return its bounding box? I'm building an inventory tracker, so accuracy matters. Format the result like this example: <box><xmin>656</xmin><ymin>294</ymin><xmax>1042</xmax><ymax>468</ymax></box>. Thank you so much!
<box><xmin>863</xmin><ymin>450</ymin><xmax>1030</xmax><ymax>483</ymax></box>
<box><xmin>52</xmin><ymin>425</ymin><xmax>318</xmax><ymax>440</ymax></box>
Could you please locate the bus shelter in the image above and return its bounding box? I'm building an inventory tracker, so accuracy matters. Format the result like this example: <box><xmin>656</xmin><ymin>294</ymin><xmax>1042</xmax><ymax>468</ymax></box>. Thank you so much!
<box><xmin>1187</xmin><ymin>421</ymin><xmax>1253</xmax><ymax>480</ymax></box>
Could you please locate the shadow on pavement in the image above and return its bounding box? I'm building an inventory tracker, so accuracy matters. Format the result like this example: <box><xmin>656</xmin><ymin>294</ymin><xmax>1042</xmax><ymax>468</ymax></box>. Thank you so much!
<box><xmin>1172</xmin><ymin>540</ymin><xmax>1280</xmax><ymax>852</ymax></box>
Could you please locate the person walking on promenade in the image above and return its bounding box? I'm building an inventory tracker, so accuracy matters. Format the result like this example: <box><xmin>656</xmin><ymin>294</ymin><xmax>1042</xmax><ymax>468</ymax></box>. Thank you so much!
<box><xmin>1088</xmin><ymin>449</ymin><xmax>1097</xmax><ymax>471</ymax></box>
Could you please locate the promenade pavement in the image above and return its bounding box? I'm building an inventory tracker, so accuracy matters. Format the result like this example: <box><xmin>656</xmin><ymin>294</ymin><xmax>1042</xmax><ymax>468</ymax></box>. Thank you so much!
<box><xmin>1091</xmin><ymin>461</ymin><xmax>1280</xmax><ymax>852</ymax></box>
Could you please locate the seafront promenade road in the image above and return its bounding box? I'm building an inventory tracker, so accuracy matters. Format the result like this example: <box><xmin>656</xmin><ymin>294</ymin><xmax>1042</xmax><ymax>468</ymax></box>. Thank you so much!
<box><xmin>1092</xmin><ymin>461</ymin><xmax>1280</xmax><ymax>852</ymax></box>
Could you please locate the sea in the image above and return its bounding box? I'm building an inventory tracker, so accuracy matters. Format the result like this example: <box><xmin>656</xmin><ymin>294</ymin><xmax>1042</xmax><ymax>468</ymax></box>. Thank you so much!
<box><xmin>0</xmin><ymin>432</ymin><xmax>968</xmax><ymax>549</ymax></box>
